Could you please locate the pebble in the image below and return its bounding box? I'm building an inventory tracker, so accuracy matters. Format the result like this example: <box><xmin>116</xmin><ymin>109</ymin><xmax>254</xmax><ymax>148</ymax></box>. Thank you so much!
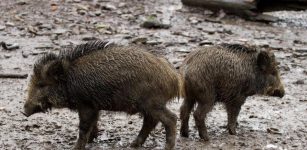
<box><xmin>82</xmin><ymin>36</ymin><xmax>99</xmax><ymax>41</ymax></box>
<box><xmin>146</xmin><ymin>40</ymin><xmax>162</xmax><ymax>45</ymax></box>
<box><xmin>141</xmin><ymin>20</ymin><xmax>171</xmax><ymax>29</ymax></box>
<box><xmin>267</xmin><ymin>127</ymin><xmax>282</xmax><ymax>135</ymax></box>
<box><xmin>16</xmin><ymin>0</ymin><xmax>27</xmax><ymax>5</ymax></box>
<box><xmin>294</xmin><ymin>79</ymin><xmax>304</xmax><ymax>84</ymax></box>
<box><xmin>22</xmin><ymin>51</ymin><xmax>29</xmax><ymax>58</ymax></box>
<box><xmin>0</xmin><ymin>25</ymin><xmax>6</xmax><ymax>31</ymax></box>
<box><xmin>118</xmin><ymin>2</ymin><xmax>126</xmax><ymax>8</ymax></box>
<box><xmin>201</xmin><ymin>27</ymin><xmax>216</xmax><ymax>34</ymax></box>
<box><xmin>5</xmin><ymin>22</ymin><xmax>15</xmax><ymax>27</ymax></box>
<box><xmin>131</xmin><ymin>37</ymin><xmax>147</xmax><ymax>44</ymax></box>
<box><xmin>199</xmin><ymin>40</ymin><xmax>213</xmax><ymax>46</ymax></box>
<box><xmin>53</xmin><ymin>28</ymin><xmax>67</xmax><ymax>35</ymax></box>
<box><xmin>35</xmin><ymin>43</ymin><xmax>53</xmax><ymax>49</ymax></box>
<box><xmin>102</xmin><ymin>4</ymin><xmax>116</xmax><ymax>10</ymax></box>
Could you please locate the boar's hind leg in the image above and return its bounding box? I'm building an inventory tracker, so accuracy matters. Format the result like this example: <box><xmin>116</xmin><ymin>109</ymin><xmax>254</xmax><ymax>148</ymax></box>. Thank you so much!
<box><xmin>74</xmin><ymin>107</ymin><xmax>99</xmax><ymax>150</ymax></box>
<box><xmin>131</xmin><ymin>114</ymin><xmax>158</xmax><ymax>147</ymax></box>
<box><xmin>225</xmin><ymin>98</ymin><xmax>245</xmax><ymax>135</ymax></box>
<box><xmin>152</xmin><ymin>107</ymin><xmax>177</xmax><ymax>150</ymax></box>
<box><xmin>193</xmin><ymin>100</ymin><xmax>214</xmax><ymax>141</ymax></box>
<box><xmin>180</xmin><ymin>97</ymin><xmax>196</xmax><ymax>137</ymax></box>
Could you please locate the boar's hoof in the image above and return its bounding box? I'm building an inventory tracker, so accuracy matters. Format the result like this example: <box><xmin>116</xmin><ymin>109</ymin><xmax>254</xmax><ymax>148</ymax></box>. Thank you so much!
<box><xmin>130</xmin><ymin>139</ymin><xmax>142</xmax><ymax>148</ymax></box>
<box><xmin>73</xmin><ymin>145</ymin><xmax>84</xmax><ymax>150</ymax></box>
<box><xmin>88</xmin><ymin>127</ymin><xmax>98</xmax><ymax>143</ymax></box>
<box><xmin>199</xmin><ymin>134</ymin><xmax>210</xmax><ymax>141</ymax></box>
<box><xmin>165</xmin><ymin>143</ymin><xmax>175</xmax><ymax>150</ymax></box>
<box><xmin>180</xmin><ymin>129</ymin><xmax>189</xmax><ymax>138</ymax></box>
<box><xmin>228</xmin><ymin>127</ymin><xmax>237</xmax><ymax>135</ymax></box>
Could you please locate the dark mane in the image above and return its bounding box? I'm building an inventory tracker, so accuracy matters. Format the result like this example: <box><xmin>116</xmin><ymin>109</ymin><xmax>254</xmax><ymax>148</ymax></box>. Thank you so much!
<box><xmin>59</xmin><ymin>40</ymin><xmax>112</xmax><ymax>61</ymax></box>
<box><xmin>34</xmin><ymin>53</ymin><xmax>58</xmax><ymax>75</ymax></box>
<box><xmin>220</xmin><ymin>43</ymin><xmax>257</xmax><ymax>54</ymax></box>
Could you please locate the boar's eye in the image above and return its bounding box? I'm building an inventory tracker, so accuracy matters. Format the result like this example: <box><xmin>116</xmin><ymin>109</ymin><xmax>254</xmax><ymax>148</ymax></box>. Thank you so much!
<box><xmin>36</xmin><ymin>82</ymin><xmax>46</xmax><ymax>88</ymax></box>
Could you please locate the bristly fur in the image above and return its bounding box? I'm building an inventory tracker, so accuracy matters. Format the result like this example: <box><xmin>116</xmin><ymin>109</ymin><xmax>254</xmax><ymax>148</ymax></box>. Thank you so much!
<box><xmin>220</xmin><ymin>43</ymin><xmax>257</xmax><ymax>54</ymax></box>
<box><xmin>59</xmin><ymin>40</ymin><xmax>112</xmax><ymax>61</ymax></box>
<box><xmin>34</xmin><ymin>53</ymin><xmax>58</xmax><ymax>75</ymax></box>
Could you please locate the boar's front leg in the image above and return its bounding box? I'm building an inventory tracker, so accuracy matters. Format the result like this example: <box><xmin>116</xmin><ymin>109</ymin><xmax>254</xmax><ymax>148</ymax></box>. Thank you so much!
<box><xmin>88</xmin><ymin>123</ymin><xmax>98</xmax><ymax>143</ymax></box>
<box><xmin>74</xmin><ymin>106</ymin><xmax>99</xmax><ymax>150</ymax></box>
<box><xmin>225</xmin><ymin>98</ymin><xmax>245</xmax><ymax>135</ymax></box>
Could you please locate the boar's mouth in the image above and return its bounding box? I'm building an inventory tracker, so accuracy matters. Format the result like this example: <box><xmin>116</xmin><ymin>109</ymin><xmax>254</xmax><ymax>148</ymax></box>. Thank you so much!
<box><xmin>23</xmin><ymin>102</ymin><xmax>52</xmax><ymax>117</ymax></box>
<box><xmin>271</xmin><ymin>89</ymin><xmax>285</xmax><ymax>98</ymax></box>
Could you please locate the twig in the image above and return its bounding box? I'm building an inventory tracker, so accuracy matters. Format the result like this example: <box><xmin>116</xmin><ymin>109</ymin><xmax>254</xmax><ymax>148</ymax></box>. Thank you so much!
<box><xmin>0</xmin><ymin>73</ymin><xmax>28</xmax><ymax>79</ymax></box>
<box><xmin>0</xmin><ymin>41</ymin><xmax>20</xmax><ymax>50</ymax></box>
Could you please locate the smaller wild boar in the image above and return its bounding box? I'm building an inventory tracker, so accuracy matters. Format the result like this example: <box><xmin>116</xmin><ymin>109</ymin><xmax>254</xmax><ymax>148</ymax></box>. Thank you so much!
<box><xmin>23</xmin><ymin>40</ymin><xmax>181</xmax><ymax>150</ymax></box>
<box><xmin>180</xmin><ymin>44</ymin><xmax>285</xmax><ymax>140</ymax></box>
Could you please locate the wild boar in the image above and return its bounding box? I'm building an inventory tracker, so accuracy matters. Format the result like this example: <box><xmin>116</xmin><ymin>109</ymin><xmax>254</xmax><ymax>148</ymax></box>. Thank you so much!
<box><xmin>23</xmin><ymin>40</ymin><xmax>181</xmax><ymax>150</ymax></box>
<box><xmin>180</xmin><ymin>44</ymin><xmax>285</xmax><ymax>140</ymax></box>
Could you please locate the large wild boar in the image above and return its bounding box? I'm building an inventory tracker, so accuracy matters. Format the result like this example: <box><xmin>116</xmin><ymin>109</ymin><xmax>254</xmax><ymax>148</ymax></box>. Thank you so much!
<box><xmin>180</xmin><ymin>44</ymin><xmax>285</xmax><ymax>140</ymax></box>
<box><xmin>23</xmin><ymin>40</ymin><xmax>181</xmax><ymax>150</ymax></box>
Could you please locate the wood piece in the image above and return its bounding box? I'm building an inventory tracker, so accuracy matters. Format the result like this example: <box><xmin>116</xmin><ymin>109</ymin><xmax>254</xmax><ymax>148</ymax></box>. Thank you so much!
<box><xmin>182</xmin><ymin>0</ymin><xmax>307</xmax><ymax>22</ymax></box>
<box><xmin>0</xmin><ymin>73</ymin><xmax>28</xmax><ymax>79</ymax></box>
<box><xmin>182</xmin><ymin>0</ymin><xmax>257</xmax><ymax>10</ymax></box>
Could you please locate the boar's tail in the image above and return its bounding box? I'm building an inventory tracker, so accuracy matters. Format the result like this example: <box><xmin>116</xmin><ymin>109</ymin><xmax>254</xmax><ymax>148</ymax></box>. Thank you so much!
<box><xmin>177</xmin><ymin>72</ymin><xmax>185</xmax><ymax>100</ymax></box>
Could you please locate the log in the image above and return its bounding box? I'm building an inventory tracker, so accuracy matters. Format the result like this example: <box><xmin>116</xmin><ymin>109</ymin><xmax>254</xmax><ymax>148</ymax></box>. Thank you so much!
<box><xmin>182</xmin><ymin>0</ymin><xmax>307</xmax><ymax>22</ymax></box>
<box><xmin>0</xmin><ymin>73</ymin><xmax>28</xmax><ymax>79</ymax></box>
<box><xmin>182</xmin><ymin>0</ymin><xmax>257</xmax><ymax>11</ymax></box>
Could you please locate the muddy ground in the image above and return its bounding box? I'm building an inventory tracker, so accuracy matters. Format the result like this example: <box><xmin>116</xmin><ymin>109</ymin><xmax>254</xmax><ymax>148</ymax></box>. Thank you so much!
<box><xmin>0</xmin><ymin>0</ymin><xmax>306</xmax><ymax>149</ymax></box>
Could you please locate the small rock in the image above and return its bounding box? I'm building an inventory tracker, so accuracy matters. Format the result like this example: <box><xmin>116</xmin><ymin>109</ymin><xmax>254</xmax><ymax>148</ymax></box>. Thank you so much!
<box><xmin>118</xmin><ymin>2</ymin><xmax>126</xmax><ymax>8</ymax></box>
<box><xmin>94</xmin><ymin>10</ymin><xmax>102</xmax><ymax>16</ymax></box>
<box><xmin>199</xmin><ymin>40</ymin><xmax>213</xmax><ymax>46</ymax></box>
<box><xmin>202</xmin><ymin>27</ymin><xmax>216</xmax><ymax>34</ymax></box>
<box><xmin>188</xmin><ymin>17</ymin><xmax>200</xmax><ymax>24</ymax></box>
<box><xmin>82</xmin><ymin>36</ymin><xmax>99</xmax><ymax>41</ymax></box>
<box><xmin>267</xmin><ymin>127</ymin><xmax>282</xmax><ymax>135</ymax></box>
<box><xmin>294</xmin><ymin>79</ymin><xmax>304</xmax><ymax>84</ymax></box>
<box><xmin>1</xmin><ymin>42</ymin><xmax>20</xmax><ymax>50</ymax></box>
<box><xmin>205</xmin><ymin>18</ymin><xmax>222</xmax><ymax>23</ymax></box>
<box><xmin>77</xmin><ymin>10</ymin><xmax>87</xmax><ymax>15</ymax></box>
<box><xmin>146</xmin><ymin>40</ymin><xmax>162</xmax><ymax>45</ymax></box>
<box><xmin>295</xmin><ymin>48</ymin><xmax>307</xmax><ymax>53</ymax></box>
<box><xmin>35</xmin><ymin>43</ymin><xmax>53</xmax><ymax>49</ymax></box>
<box><xmin>5</xmin><ymin>22</ymin><xmax>15</xmax><ymax>27</ymax></box>
<box><xmin>102</xmin><ymin>4</ymin><xmax>116</xmax><ymax>10</ymax></box>
<box><xmin>22</xmin><ymin>51</ymin><xmax>29</xmax><ymax>58</ymax></box>
<box><xmin>4</xmin><ymin>54</ymin><xmax>12</xmax><ymax>58</ymax></box>
<box><xmin>76</xmin><ymin>4</ymin><xmax>88</xmax><ymax>11</ymax></box>
<box><xmin>16</xmin><ymin>0</ymin><xmax>27</xmax><ymax>5</ymax></box>
<box><xmin>141</xmin><ymin>17</ymin><xmax>171</xmax><ymax>29</ymax></box>
<box><xmin>262</xmin><ymin>98</ymin><xmax>269</xmax><ymax>101</ymax></box>
<box><xmin>39</xmin><ymin>24</ymin><xmax>53</xmax><ymax>30</ymax></box>
<box><xmin>249</xmin><ymin>115</ymin><xmax>258</xmax><ymax>118</ymax></box>
<box><xmin>265</xmin><ymin>144</ymin><xmax>278</xmax><ymax>149</ymax></box>
<box><xmin>279</xmin><ymin>65</ymin><xmax>290</xmax><ymax>72</ymax></box>
<box><xmin>293</xmin><ymin>40</ymin><xmax>306</xmax><ymax>45</ymax></box>
<box><xmin>0</xmin><ymin>25</ymin><xmax>6</xmax><ymax>31</ymax></box>
<box><xmin>0</xmin><ymin>107</ymin><xmax>6</xmax><ymax>111</ymax></box>
<box><xmin>131</xmin><ymin>37</ymin><xmax>147</xmax><ymax>44</ymax></box>
<box><xmin>53</xmin><ymin>28</ymin><xmax>67</xmax><ymax>35</ymax></box>
<box><xmin>27</xmin><ymin>26</ymin><xmax>38</xmax><ymax>34</ymax></box>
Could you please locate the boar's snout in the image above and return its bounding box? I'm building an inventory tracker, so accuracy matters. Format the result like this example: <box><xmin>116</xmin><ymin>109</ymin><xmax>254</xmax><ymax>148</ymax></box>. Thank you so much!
<box><xmin>23</xmin><ymin>102</ymin><xmax>43</xmax><ymax>117</ymax></box>
<box><xmin>271</xmin><ymin>88</ymin><xmax>285</xmax><ymax>98</ymax></box>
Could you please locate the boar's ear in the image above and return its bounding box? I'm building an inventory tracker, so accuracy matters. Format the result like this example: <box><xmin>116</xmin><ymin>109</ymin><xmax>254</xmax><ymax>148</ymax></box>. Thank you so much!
<box><xmin>42</xmin><ymin>60</ymin><xmax>68</xmax><ymax>82</ymax></box>
<box><xmin>257</xmin><ymin>51</ymin><xmax>271</xmax><ymax>73</ymax></box>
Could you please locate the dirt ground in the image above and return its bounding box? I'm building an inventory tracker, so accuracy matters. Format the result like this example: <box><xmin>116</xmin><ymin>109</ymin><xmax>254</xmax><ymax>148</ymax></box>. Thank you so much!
<box><xmin>0</xmin><ymin>0</ymin><xmax>306</xmax><ymax>149</ymax></box>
